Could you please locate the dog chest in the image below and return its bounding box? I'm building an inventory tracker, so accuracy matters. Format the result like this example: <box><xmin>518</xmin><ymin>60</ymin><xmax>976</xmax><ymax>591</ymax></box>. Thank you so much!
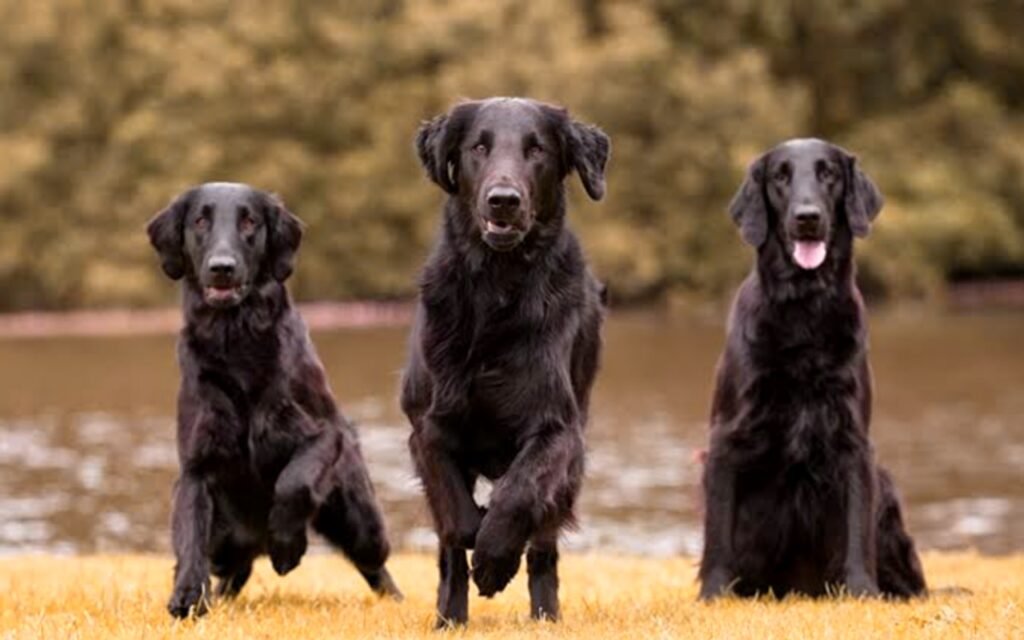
<box><xmin>725</xmin><ymin>375</ymin><xmax>869</xmax><ymax>473</ymax></box>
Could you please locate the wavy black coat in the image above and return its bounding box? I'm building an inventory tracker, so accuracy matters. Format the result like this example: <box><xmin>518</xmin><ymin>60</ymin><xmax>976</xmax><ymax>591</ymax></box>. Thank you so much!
<box><xmin>698</xmin><ymin>140</ymin><xmax>926</xmax><ymax>600</ymax></box>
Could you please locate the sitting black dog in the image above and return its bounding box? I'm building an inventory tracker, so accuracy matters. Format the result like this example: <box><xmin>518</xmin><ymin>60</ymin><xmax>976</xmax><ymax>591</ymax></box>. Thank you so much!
<box><xmin>401</xmin><ymin>98</ymin><xmax>609</xmax><ymax>627</ymax></box>
<box><xmin>147</xmin><ymin>182</ymin><xmax>401</xmax><ymax>618</ymax></box>
<box><xmin>699</xmin><ymin>139</ymin><xmax>926</xmax><ymax>600</ymax></box>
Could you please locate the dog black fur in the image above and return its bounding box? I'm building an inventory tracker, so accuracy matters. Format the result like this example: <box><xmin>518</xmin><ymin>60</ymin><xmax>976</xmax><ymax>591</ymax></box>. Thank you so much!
<box><xmin>147</xmin><ymin>182</ymin><xmax>401</xmax><ymax>618</ymax></box>
<box><xmin>401</xmin><ymin>98</ymin><xmax>609</xmax><ymax>626</ymax></box>
<box><xmin>699</xmin><ymin>139</ymin><xmax>926</xmax><ymax>600</ymax></box>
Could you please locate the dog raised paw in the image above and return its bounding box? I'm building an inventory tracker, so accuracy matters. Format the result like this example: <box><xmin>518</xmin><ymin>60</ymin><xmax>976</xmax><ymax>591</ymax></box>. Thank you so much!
<box><xmin>269</xmin><ymin>528</ymin><xmax>308</xmax><ymax>576</ymax></box>
<box><xmin>471</xmin><ymin>546</ymin><xmax>522</xmax><ymax>597</ymax></box>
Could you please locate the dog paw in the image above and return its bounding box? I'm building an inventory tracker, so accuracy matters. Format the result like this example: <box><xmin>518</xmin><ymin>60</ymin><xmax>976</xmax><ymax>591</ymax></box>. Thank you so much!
<box><xmin>471</xmin><ymin>546</ymin><xmax>522</xmax><ymax>597</ymax></box>
<box><xmin>845</xmin><ymin>573</ymin><xmax>881</xmax><ymax>598</ymax></box>
<box><xmin>531</xmin><ymin>604</ymin><xmax>560</xmax><ymax>622</ymax></box>
<box><xmin>269</xmin><ymin>528</ymin><xmax>307</xmax><ymax>576</ymax></box>
<box><xmin>434</xmin><ymin>614</ymin><xmax>468</xmax><ymax>630</ymax></box>
<box><xmin>367</xmin><ymin>566</ymin><xmax>405</xmax><ymax>601</ymax></box>
<box><xmin>698</xmin><ymin>568</ymin><xmax>734</xmax><ymax>601</ymax></box>
<box><xmin>168</xmin><ymin>583</ymin><xmax>208</xmax><ymax>619</ymax></box>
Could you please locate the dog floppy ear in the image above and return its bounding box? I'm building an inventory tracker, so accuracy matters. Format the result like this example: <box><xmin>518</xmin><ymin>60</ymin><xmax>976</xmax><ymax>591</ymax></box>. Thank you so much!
<box><xmin>729</xmin><ymin>154</ymin><xmax>770</xmax><ymax>248</ymax></box>
<box><xmin>567</xmin><ymin>120</ymin><xmax>610</xmax><ymax>201</ymax></box>
<box><xmin>843</xmin><ymin>152</ymin><xmax>883</xmax><ymax>238</ymax></box>
<box><xmin>415</xmin><ymin>113</ymin><xmax>452</xmax><ymax>192</ymax></box>
<box><xmin>146</xmin><ymin>189</ymin><xmax>194</xmax><ymax>280</ymax></box>
<box><xmin>415</xmin><ymin>101</ymin><xmax>481</xmax><ymax>194</ymax></box>
<box><xmin>266</xmin><ymin>195</ymin><xmax>303</xmax><ymax>282</ymax></box>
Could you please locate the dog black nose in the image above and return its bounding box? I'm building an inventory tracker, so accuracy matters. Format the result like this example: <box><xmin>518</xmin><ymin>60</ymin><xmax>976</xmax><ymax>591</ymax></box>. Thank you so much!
<box><xmin>794</xmin><ymin>206</ymin><xmax>821</xmax><ymax>225</ymax></box>
<box><xmin>208</xmin><ymin>256</ymin><xmax>237</xmax><ymax>277</ymax></box>
<box><xmin>487</xmin><ymin>187</ymin><xmax>521</xmax><ymax>211</ymax></box>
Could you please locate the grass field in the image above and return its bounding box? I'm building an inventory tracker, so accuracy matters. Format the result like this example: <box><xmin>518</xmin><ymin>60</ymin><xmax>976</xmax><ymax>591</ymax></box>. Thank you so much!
<box><xmin>1</xmin><ymin>552</ymin><xmax>1021</xmax><ymax>639</ymax></box>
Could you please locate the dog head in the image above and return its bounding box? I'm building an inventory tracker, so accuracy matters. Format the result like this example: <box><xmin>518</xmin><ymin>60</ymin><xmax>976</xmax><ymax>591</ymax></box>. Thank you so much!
<box><xmin>146</xmin><ymin>182</ymin><xmax>302</xmax><ymax>308</ymax></box>
<box><xmin>416</xmin><ymin>97</ymin><xmax>609</xmax><ymax>252</ymax></box>
<box><xmin>728</xmin><ymin>138</ymin><xmax>882</xmax><ymax>271</ymax></box>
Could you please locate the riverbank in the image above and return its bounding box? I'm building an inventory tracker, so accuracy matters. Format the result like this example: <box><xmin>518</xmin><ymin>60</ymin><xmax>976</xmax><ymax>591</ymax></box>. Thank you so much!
<box><xmin>1</xmin><ymin>552</ymin><xmax>1020</xmax><ymax>639</ymax></box>
<box><xmin>4</xmin><ymin>281</ymin><xmax>1024</xmax><ymax>339</ymax></box>
<box><xmin>0</xmin><ymin>301</ymin><xmax>414</xmax><ymax>338</ymax></box>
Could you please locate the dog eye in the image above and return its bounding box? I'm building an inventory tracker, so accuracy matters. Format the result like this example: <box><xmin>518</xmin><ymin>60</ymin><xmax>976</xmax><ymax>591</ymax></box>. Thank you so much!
<box><xmin>773</xmin><ymin>170</ymin><xmax>790</xmax><ymax>185</ymax></box>
<box><xmin>526</xmin><ymin>144</ymin><xmax>544</xmax><ymax>158</ymax></box>
<box><xmin>471</xmin><ymin>143</ymin><xmax>488</xmax><ymax>157</ymax></box>
<box><xmin>239</xmin><ymin>215</ymin><xmax>255</xmax><ymax>233</ymax></box>
<box><xmin>816</xmin><ymin>160</ymin><xmax>837</xmax><ymax>182</ymax></box>
<box><xmin>195</xmin><ymin>205</ymin><xmax>213</xmax><ymax>230</ymax></box>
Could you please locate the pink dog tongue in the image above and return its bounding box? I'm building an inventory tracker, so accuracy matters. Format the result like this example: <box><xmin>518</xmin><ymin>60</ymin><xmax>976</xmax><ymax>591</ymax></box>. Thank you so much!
<box><xmin>793</xmin><ymin>241</ymin><xmax>827</xmax><ymax>270</ymax></box>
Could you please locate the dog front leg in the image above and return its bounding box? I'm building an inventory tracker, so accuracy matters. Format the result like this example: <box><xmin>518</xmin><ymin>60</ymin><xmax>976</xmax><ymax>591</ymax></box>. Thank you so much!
<box><xmin>699</xmin><ymin>449</ymin><xmax>738</xmax><ymax>600</ymax></box>
<box><xmin>168</xmin><ymin>471</ymin><xmax>213</xmax><ymax>618</ymax></box>
<box><xmin>472</xmin><ymin>423</ymin><xmax>582</xmax><ymax>598</ymax></box>
<box><xmin>527</xmin><ymin>526</ymin><xmax>562</xmax><ymax>621</ymax></box>
<box><xmin>267</xmin><ymin>432</ymin><xmax>336</xmax><ymax>575</ymax></box>
<box><xmin>844</xmin><ymin>460</ymin><xmax>881</xmax><ymax>596</ymax></box>
<box><xmin>435</xmin><ymin>545</ymin><xmax>470</xmax><ymax>628</ymax></box>
<box><xmin>410</xmin><ymin>423</ymin><xmax>482</xmax><ymax>549</ymax></box>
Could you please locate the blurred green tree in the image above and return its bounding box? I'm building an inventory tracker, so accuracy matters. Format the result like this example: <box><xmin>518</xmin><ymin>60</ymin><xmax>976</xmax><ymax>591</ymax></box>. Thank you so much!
<box><xmin>0</xmin><ymin>0</ymin><xmax>1021</xmax><ymax>310</ymax></box>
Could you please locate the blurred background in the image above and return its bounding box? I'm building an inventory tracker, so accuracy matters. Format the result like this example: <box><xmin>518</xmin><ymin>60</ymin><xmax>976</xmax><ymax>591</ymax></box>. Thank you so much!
<box><xmin>3</xmin><ymin>0</ymin><xmax>1024</xmax><ymax>308</ymax></box>
<box><xmin>0</xmin><ymin>1</ymin><xmax>1021</xmax><ymax>557</ymax></box>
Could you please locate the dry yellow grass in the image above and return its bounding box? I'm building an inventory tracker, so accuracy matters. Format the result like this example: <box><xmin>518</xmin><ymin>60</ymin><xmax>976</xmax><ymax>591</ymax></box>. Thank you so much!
<box><xmin>1</xmin><ymin>552</ymin><xmax>1021</xmax><ymax>639</ymax></box>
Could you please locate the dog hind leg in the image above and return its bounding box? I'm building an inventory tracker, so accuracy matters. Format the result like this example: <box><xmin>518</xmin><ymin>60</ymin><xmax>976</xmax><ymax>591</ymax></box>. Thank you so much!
<box><xmin>875</xmin><ymin>467</ymin><xmax>927</xmax><ymax>598</ymax></box>
<box><xmin>312</xmin><ymin>448</ymin><xmax>402</xmax><ymax>600</ymax></box>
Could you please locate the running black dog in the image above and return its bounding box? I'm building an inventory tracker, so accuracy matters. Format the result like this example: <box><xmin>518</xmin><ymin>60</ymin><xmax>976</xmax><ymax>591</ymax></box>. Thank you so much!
<box><xmin>699</xmin><ymin>139</ymin><xmax>926</xmax><ymax>600</ymax></box>
<box><xmin>147</xmin><ymin>182</ymin><xmax>401</xmax><ymax>618</ymax></box>
<box><xmin>401</xmin><ymin>98</ymin><xmax>609</xmax><ymax>626</ymax></box>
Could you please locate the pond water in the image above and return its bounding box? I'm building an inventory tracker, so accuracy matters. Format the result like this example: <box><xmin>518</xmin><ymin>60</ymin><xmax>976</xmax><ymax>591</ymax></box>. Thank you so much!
<box><xmin>0</xmin><ymin>310</ymin><xmax>1021</xmax><ymax>556</ymax></box>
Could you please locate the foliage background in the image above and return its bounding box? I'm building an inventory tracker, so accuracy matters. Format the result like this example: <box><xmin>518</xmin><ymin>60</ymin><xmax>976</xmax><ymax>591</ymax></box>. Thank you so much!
<box><xmin>2</xmin><ymin>0</ymin><xmax>1023</xmax><ymax>311</ymax></box>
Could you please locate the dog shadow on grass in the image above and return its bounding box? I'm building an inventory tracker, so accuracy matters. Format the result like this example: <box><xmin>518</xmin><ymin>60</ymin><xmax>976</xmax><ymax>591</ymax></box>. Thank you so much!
<box><xmin>202</xmin><ymin>589</ymin><xmax>403</xmax><ymax>616</ymax></box>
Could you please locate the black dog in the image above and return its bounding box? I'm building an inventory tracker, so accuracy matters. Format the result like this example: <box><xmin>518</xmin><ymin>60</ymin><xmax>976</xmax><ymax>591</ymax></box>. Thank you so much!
<box><xmin>401</xmin><ymin>98</ymin><xmax>609</xmax><ymax>626</ymax></box>
<box><xmin>699</xmin><ymin>139</ymin><xmax>926</xmax><ymax>600</ymax></box>
<box><xmin>147</xmin><ymin>182</ymin><xmax>401</xmax><ymax>618</ymax></box>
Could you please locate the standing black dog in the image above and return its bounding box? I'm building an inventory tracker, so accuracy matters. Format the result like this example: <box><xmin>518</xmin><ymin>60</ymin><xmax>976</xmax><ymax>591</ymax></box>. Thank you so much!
<box><xmin>401</xmin><ymin>98</ymin><xmax>609</xmax><ymax>627</ymax></box>
<box><xmin>699</xmin><ymin>139</ymin><xmax>926</xmax><ymax>600</ymax></box>
<box><xmin>147</xmin><ymin>182</ymin><xmax>401</xmax><ymax>618</ymax></box>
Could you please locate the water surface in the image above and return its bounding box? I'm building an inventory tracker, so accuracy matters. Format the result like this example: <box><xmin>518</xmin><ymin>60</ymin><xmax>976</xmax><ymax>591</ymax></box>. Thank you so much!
<box><xmin>0</xmin><ymin>310</ymin><xmax>1021</xmax><ymax>556</ymax></box>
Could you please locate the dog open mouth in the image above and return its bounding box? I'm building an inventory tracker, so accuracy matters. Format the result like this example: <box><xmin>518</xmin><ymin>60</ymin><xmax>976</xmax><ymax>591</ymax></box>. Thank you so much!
<box><xmin>792</xmin><ymin>239</ymin><xmax>827</xmax><ymax>270</ymax></box>
<box><xmin>203</xmin><ymin>284</ymin><xmax>245</xmax><ymax>306</ymax></box>
<box><xmin>484</xmin><ymin>219</ymin><xmax>517</xmax><ymax>235</ymax></box>
<box><xmin>482</xmin><ymin>218</ymin><xmax>523</xmax><ymax>250</ymax></box>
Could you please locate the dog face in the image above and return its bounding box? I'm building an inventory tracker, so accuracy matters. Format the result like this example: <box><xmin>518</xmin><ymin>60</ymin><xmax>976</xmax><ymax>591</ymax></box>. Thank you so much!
<box><xmin>458</xmin><ymin>100</ymin><xmax>563</xmax><ymax>252</ymax></box>
<box><xmin>147</xmin><ymin>182</ymin><xmax>302</xmax><ymax>308</ymax></box>
<box><xmin>416</xmin><ymin>97</ymin><xmax>609</xmax><ymax>252</ymax></box>
<box><xmin>729</xmin><ymin>138</ymin><xmax>883</xmax><ymax>270</ymax></box>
